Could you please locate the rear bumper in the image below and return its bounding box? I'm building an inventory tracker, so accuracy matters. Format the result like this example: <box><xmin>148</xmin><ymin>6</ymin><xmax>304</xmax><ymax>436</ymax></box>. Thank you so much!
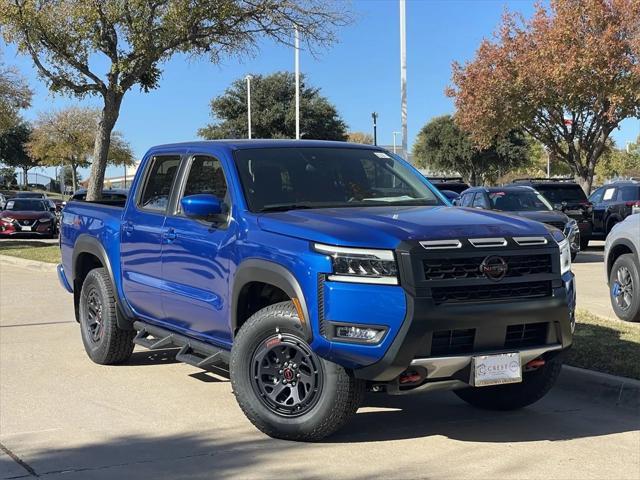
<box><xmin>576</xmin><ymin>220</ymin><xmax>592</xmax><ymax>239</ymax></box>
<box><xmin>353</xmin><ymin>272</ymin><xmax>575</xmax><ymax>382</ymax></box>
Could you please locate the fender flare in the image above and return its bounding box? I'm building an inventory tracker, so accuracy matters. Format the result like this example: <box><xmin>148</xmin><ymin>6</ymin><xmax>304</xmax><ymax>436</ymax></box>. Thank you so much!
<box><xmin>606</xmin><ymin>238</ymin><xmax>639</xmax><ymax>280</ymax></box>
<box><xmin>72</xmin><ymin>234</ymin><xmax>134</xmax><ymax>330</ymax></box>
<box><xmin>231</xmin><ymin>259</ymin><xmax>312</xmax><ymax>339</ymax></box>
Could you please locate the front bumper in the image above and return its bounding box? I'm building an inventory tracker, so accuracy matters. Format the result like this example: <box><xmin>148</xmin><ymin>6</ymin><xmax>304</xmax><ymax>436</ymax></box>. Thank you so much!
<box><xmin>353</xmin><ymin>272</ymin><xmax>575</xmax><ymax>382</ymax></box>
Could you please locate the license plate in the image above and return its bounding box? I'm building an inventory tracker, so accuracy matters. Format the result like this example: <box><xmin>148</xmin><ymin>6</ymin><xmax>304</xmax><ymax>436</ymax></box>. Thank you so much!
<box><xmin>472</xmin><ymin>352</ymin><xmax>522</xmax><ymax>387</ymax></box>
<box><xmin>20</xmin><ymin>225</ymin><xmax>32</xmax><ymax>231</ymax></box>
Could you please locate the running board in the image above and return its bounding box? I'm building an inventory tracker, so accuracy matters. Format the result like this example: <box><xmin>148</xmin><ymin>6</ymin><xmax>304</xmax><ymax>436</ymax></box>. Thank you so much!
<box><xmin>133</xmin><ymin>321</ymin><xmax>230</xmax><ymax>369</ymax></box>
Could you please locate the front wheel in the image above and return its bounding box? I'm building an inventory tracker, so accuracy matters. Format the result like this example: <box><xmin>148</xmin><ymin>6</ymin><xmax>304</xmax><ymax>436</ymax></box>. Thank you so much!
<box><xmin>454</xmin><ymin>354</ymin><xmax>563</xmax><ymax>410</ymax></box>
<box><xmin>609</xmin><ymin>254</ymin><xmax>640</xmax><ymax>322</ymax></box>
<box><xmin>230</xmin><ymin>301</ymin><xmax>365</xmax><ymax>441</ymax></box>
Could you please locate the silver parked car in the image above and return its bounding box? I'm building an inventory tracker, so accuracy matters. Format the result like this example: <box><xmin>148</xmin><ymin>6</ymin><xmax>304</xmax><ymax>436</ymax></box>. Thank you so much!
<box><xmin>605</xmin><ymin>214</ymin><xmax>640</xmax><ymax>322</ymax></box>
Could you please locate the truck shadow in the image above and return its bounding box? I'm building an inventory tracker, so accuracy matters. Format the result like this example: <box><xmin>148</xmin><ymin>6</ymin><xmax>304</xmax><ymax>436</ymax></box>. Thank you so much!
<box><xmin>328</xmin><ymin>386</ymin><xmax>638</xmax><ymax>444</ymax></box>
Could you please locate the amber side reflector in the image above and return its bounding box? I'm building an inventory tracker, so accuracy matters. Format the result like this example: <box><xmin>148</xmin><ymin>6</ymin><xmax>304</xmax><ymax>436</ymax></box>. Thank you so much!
<box><xmin>292</xmin><ymin>297</ymin><xmax>305</xmax><ymax>324</ymax></box>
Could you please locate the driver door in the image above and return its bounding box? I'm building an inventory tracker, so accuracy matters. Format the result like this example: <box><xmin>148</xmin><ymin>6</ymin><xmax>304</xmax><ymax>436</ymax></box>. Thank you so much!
<box><xmin>160</xmin><ymin>154</ymin><xmax>236</xmax><ymax>346</ymax></box>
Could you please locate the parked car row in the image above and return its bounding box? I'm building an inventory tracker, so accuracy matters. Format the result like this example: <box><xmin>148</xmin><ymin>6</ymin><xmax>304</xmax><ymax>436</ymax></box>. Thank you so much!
<box><xmin>429</xmin><ymin>177</ymin><xmax>640</xmax><ymax>258</ymax></box>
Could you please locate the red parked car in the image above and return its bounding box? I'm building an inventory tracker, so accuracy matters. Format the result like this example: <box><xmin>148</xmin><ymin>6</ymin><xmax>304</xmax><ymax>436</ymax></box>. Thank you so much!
<box><xmin>0</xmin><ymin>198</ymin><xmax>58</xmax><ymax>238</ymax></box>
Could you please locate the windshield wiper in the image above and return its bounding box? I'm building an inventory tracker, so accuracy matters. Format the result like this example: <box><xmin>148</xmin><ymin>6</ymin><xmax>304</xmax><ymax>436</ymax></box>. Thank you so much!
<box><xmin>259</xmin><ymin>203</ymin><xmax>316</xmax><ymax>212</ymax></box>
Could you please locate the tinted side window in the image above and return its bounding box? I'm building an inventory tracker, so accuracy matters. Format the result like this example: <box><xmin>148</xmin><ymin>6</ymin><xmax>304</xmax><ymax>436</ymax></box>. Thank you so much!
<box><xmin>472</xmin><ymin>193</ymin><xmax>489</xmax><ymax>209</ymax></box>
<box><xmin>139</xmin><ymin>155</ymin><xmax>181</xmax><ymax>211</ymax></box>
<box><xmin>461</xmin><ymin>193</ymin><xmax>474</xmax><ymax>207</ymax></box>
<box><xmin>182</xmin><ymin>156</ymin><xmax>228</xmax><ymax>201</ymax></box>
<box><xmin>618</xmin><ymin>186</ymin><xmax>640</xmax><ymax>202</ymax></box>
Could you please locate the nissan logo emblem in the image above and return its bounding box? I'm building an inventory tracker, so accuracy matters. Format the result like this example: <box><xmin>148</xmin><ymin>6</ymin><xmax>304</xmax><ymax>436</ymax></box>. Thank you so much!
<box><xmin>479</xmin><ymin>256</ymin><xmax>508</xmax><ymax>281</ymax></box>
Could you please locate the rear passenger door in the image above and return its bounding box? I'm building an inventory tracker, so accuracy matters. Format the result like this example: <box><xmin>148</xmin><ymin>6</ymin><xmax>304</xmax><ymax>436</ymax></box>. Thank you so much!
<box><xmin>160</xmin><ymin>154</ymin><xmax>237</xmax><ymax>346</ymax></box>
<box><xmin>120</xmin><ymin>154</ymin><xmax>181</xmax><ymax>320</ymax></box>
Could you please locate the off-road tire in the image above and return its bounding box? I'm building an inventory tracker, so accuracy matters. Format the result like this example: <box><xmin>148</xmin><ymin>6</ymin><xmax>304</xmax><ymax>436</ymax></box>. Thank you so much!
<box><xmin>609</xmin><ymin>254</ymin><xmax>640</xmax><ymax>322</ymax></box>
<box><xmin>454</xmin><ymin>354</ymin><xmax>563</xmax><ymax>410</ymax></box>
<box><xmin>230</xmin><ymin>301</ymin><xmax>365</xmax><ymax>441</ymax></box>
<box><xmin>79</xmin><ymin>268</ymin><xmax>135</xmax><ymax>364</ymax></box>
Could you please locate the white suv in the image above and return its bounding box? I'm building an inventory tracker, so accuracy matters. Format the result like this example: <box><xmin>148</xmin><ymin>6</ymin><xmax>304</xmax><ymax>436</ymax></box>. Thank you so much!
<box><xmin>605</xmin><ymin>214</ymin><xmax>640</xmax><ymax>322</ymax></box>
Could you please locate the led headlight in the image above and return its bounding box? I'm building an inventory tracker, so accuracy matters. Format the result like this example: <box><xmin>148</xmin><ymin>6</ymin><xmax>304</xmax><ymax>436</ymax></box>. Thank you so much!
<box><xmin>0</xmin><ymin>217</ymin><xmax>15</xmax><ymax>223</ymax></box>
<box><xmin>314</xmin><ymin>243</ymin><xmax>399</xmax><ymax>285</ymax></box>
<box><xmin>558</xmin><ymin>239</ymin><xmax>572</xmax><ymax>275</ymax></box>
<box><xmin>38</xmin><ymin>218</ymin><xmax>52</xmax><ymax>223</ymax></box>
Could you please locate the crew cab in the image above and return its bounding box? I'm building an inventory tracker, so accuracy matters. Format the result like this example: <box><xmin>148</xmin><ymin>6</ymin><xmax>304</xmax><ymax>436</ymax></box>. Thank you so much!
<box><xmin>58</xmin><ymin>141</ymin><xmax>576</xmax><ymax>441</ymax></box>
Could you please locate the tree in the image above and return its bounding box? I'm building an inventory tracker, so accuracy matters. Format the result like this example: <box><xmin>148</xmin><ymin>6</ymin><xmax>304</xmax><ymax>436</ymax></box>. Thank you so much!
<box><xmin>412</xmin><ymin>115</ymin><xmax>531</xmax><ymax>186</ymax></box>
<box><xmin>0</xmin><ymin>54</ymin><xmax>32</xmax><ymax>133</ymax></box>
<box><xmin>198</xmin><ymin>72</ymin><xmax>348</xmax><ymax>141</ymax></box>
<box><xmin>1</xmin><ymin>1</ymin><xmax>349</xmax><ymax>200</ymax></box>
<box><xmin>447</xmin><ymin>0</ymin><xmax>640</xmax><ymax>193</ymax></box>
<box><xmin>347</xmin><ymin>132</ymin><xmax>373</xmax><ymax>145</ymax></box>
<box><xmin>0</xmin><ymin>166</ymin><xmax>17</xmax><ymax>188</ymax></box>
<box><xmin>27</xmin><ymin>107</ymin><xmax>134</xmax><ymax>192</ymax></box>
<box><xmin>595</xmin><ymin>137</ymin><xmax>640</xmax><ymax>181</ymax></box>
<box><xmin>0</xmin><ymin>122</ymin><xmax>39</xmax><ymax>187</ymax></box>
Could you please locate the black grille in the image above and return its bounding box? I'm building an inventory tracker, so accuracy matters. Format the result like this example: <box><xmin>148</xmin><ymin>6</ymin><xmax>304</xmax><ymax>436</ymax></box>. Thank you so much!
<box><xmin>20</xmin><ymin>219</ymin><xmax>35</xmax><ymax>226</ymax></box>
<box><xmin>545</xmin><ymin>221</ymin><xmax>565</xmax><ymax>231</ymax></box>
<box><xmin>432</xmin><ymin>281</ymin><xmax>551</xmax><ymax>305</ymax></box>
<box><xmin>505</xmin><ymin>322</ymin><xmax>548</xmax><ymax>348</ymax></box>
<box><xmin>431</xmin><ymin>329</ymin><xmax>475</xmax><ymax>356</ymax></box>
<box><xmin>423</xmin><ymin>254</ymin><xmax>552</xmax><ymax>280</ymax></box>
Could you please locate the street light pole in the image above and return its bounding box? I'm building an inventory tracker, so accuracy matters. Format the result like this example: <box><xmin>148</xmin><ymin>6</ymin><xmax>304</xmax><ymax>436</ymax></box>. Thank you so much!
<box><xmin>245</xmin><ymin>75</ymin><xmax>252</xmax><ymax>139</ymax></box>
<box><xmin>399</xmin><ymin>0</ymin><xmax>408</xmax><ymax>160</ymax></box>
<box><xmin>371</xmin><ymin>112</ymin><xmax>378</xmax><ymax>146</ymax></box>
<box><xmin>294</xmin><ymin>26</ymin><xmax>300</xmax><ymax>140</ymax></box>
<box><xmin>392</xmin><ymin>131</ymin><xmax>400</xmax><ymax>154</ymax></box>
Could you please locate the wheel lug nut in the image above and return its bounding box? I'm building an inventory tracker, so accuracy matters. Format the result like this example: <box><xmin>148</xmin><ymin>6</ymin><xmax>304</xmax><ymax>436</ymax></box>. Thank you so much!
<box><xmin>296</xmin><ymin>373</ymin><xmax>301</xmax><ymax>378</ymax></box>
<box><xmin>279</xmin><ymin>370</ymin><xmax>283</xmax><ymax>374</ymax></box>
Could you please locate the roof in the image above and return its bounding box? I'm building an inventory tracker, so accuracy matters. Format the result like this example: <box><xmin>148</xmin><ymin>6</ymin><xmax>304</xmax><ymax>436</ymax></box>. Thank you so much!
<box><xmin>150</xmin><ymin>139</ymin><xmax>381</xmax><ymax>151</ymax></box>
<box><xmin>466</xmin><ymin>185</ymin><xmax>535</xmax><ymax>193</ymax></box>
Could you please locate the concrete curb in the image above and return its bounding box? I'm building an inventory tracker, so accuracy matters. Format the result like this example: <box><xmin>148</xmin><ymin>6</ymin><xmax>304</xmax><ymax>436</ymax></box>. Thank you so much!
<box><xmin>0</xmin><ymin>254</ymin><xmax>58</xmax><ymax>272</ymax></box>
<box><xmin>559</xmin><ymin>365</ymin><xmax>640</xmax><ymax>409</ymax></box>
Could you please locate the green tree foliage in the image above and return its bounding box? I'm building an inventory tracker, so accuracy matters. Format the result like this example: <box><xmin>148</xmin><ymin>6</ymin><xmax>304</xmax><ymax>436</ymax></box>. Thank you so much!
<box><xmin>198</xmin><ymin>72</ymin><xmax>348</xmax><ymax>141</ymax></box>
<box><xmin>0</xmin><ymin>166</ymin><xmax>17</xmax><ymax>188</ymax></box>
<box><xmin>0</xmin><ymin>1</ymin><xmax>349</xmax><ymax>200</ymax></box>
<box><xmin>595</xmin><ymin>137</ymin><xmax>640</xmax><ymax>181</ymax></box>
<box><xmin>0</xmin><ymin>122</ymin><xmax>39</xmax><ymax>187</ymax></box>
<box><xmin>448</xmin><ymin>0</ymin><xmax>640</xmax><ymax>193</ymax></box>
<box><xmin>413</xmin><ymin>115</ymin><xmax>531</xmax><ymax>186</ymax></box>
<box><xmin>27</xmin><ymin>107</ymin><xmax>134</xmax><ymax>192</ymax></box>
<box><xmin>0</xmin><ymin>54</ymin><xmax>32</xmax><ymax>133</ymax></box>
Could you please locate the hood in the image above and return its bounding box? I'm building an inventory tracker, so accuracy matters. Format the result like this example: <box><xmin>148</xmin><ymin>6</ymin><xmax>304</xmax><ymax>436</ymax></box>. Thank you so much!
<box><xmin>0</xmin><ymin>210</ymin><xmax>53</xmax><ymax>220</ymax></box>
<box><xmin>509</xmin><ymin>210</ymin><xmax>569</xmax><ymax>225</ymax></box>
<box><xmin>257</xmin><ymin>206</ymin><xmax>550</xmax><ymax>249</ymax></box>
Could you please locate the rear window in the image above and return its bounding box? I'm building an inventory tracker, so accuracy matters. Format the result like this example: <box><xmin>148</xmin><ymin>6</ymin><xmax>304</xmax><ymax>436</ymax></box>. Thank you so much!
<box><xmin>534</xmin><ymin>184</ymin><xmax>587</xmax><ymax>203</ymax></box>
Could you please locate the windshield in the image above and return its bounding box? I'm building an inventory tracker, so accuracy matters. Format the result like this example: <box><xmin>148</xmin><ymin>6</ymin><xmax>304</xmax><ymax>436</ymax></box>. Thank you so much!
<box><xmin>234</xmin><ymin>147</ymin><xmax>443</xmax><ymax>212</ymax></box>
<box><xmin>488</xmin><ymin>191</ymin><xmax>553</xmax><ymax>211</ymax></box>
<box><xmin>5</xmin><ymin>199</ymin><xmax>47</xmax><ymax>211</ymax></box>
<box><xmin>535</xmin><ymin>185</ymin><xmax>587</xmax><ymax>203</ymax></box>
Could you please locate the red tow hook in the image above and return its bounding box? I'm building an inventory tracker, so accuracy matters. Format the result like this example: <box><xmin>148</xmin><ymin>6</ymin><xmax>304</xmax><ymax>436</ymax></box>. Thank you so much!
<box><xmin>399</xmin><ymin>371</ymin><xmax>423</xmax><ymax>384</ymax></box>
<box><xmin>525</xmin><ymin>358</ymin><xmax>546</xmax><ymax>369</ymax></box>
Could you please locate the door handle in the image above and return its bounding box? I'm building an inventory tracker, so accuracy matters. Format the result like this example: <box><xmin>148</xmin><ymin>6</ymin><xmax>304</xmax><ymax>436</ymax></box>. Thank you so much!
<box><xmin>163</xmin><ymin>229</ymin><xmax>177</xmax><ymax>242</ymax></box>
<box><xmin>123</xmin><ymin>222</ymin><xmax>134</xmax><ymax>235</ymax></box>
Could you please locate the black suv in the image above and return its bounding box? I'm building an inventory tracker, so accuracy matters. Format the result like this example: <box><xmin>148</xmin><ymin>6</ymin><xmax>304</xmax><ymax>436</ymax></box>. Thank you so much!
<box><xmin>588</xmin><ymin>181</ymin><xmax>640</xmax><ymax>240</ymax></box>
<box><xmin>511</xmin><ymin>179</ymin><xmax>592</xmax><ymax>249</ymax></box>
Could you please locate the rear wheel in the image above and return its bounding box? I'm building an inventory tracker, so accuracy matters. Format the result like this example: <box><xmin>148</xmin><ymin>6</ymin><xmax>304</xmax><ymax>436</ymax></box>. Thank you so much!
<box><xmin>454</xmin><ymin>355</ymin><xmax>563</xmax><ymax>410</ymax></box>
<box><xmin>79</xmin><ymin>268</ymin><xmax>135</xmax><ymax>364</ymax></box>
<box><xmin>230</xmin><ymin>301</ymin><xmax>365</xmax><ymax>441</ymax></box>
<box><xmin>609</xmin><ymin>254</ymin><xmax>640</xmax><ymax>322</ymax></box>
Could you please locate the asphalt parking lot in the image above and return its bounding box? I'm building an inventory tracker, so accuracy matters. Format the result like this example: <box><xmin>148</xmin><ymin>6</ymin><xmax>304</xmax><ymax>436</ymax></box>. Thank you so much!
<box><xmin>1</xmin><ymin>249</ymin><xmax>639</xmax><ymax>480</ymax></box>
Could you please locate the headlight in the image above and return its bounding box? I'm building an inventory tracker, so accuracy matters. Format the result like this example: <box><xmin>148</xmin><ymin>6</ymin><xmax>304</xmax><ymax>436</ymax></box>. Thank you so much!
<box><xmin>0</xmin><ymin>217</ymin><xmax>14</xmax><ymax>223</ymax></box>
<box><xmin>314</xmin><ymin>243</ymin><xmax>399</xmax><ymax>285</ymax></box>
<box><xmin>558</xmin><ymin>239</ymin><xmax>572</xmax><ymax>275</ymax></box>
<box><xmin>38</xmin><ymin>218</ymin><xmax>52</xmax><ymax>223</ymax></box>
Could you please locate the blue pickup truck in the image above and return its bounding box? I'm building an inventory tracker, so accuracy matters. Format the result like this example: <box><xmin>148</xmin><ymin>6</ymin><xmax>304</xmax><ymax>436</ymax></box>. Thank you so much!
<box><xmin>58</xmin><ymin>140</ymin><xmax>575</xmax><ymax>441</ymax></box>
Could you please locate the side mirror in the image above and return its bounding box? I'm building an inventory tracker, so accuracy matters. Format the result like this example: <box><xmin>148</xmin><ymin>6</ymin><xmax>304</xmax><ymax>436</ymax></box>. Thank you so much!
<box><xmin>181</xmin><ymin>194</ymin><xmax>225</xmax><ymax>221</ymax></box>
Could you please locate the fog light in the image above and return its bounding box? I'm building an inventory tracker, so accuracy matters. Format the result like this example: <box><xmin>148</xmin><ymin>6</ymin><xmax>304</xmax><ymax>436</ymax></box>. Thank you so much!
<box><xmin>336</xmin><ymin>326</ymin><xmax>383</xmax><ymax>342</ymax></box>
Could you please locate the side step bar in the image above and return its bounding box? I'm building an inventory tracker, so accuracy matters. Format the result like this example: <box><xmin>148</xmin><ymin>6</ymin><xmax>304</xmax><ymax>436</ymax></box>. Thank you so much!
<box><xmin>133</xmin><ymin>321</ymin><xmax>230</xmax><ymax>370</ymax></box>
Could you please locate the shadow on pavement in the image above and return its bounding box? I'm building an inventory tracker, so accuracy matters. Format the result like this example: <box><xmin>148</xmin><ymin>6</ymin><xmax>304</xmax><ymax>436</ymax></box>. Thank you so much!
<box><xmin>327</xmin><ymin>389</ymin><xmax>638</xmax><ymax>444</ymax></box>
<box><xmin>127</xmin><ymin>348</ymin><xmax>181</xmax><ymax>366</ymax></box>
<box><xmin>0</xmin><ymin>239</ymin><xmax>55</xmax><ymax>248</ymax></box>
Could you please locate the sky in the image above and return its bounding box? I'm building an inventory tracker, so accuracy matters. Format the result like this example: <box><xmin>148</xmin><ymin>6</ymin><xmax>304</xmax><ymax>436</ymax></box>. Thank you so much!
<box><xmin>3</xmin><ymin>0</ymin><xmax>639</xmax><ymax>182</ymax></box>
